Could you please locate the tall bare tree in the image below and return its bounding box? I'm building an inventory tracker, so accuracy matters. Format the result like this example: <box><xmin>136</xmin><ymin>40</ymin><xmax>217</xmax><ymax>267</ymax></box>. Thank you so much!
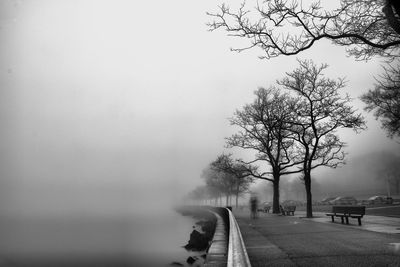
<box><xmin>208</xmin><ymin>0</ymin><xmax>400</xmax><ymax>60</ymax></box>
<box><xmin>208</xmin><ymin>0</ymin><xmax>400</xmax><ymax>138</ymax></box>
<box><xmin>279</xmin><ymin>60</ymin><xmax>366</xmax><ymax>217</ymax></box>
<box><xmin>227</xmin><ymin>87</ymin><xmax>303</xmax><ymax>213</ymax></box>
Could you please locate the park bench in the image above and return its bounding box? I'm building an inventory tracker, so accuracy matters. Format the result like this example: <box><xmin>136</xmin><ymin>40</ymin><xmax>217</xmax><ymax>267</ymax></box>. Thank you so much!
<box><xmin>326</xmin><ymin>206</ymin><xmax>365</xmax><ymax>226</ymax></box>
<box><xmin>280</xmin><ymin>205</ymin><xmax>296</xmax><ymax>216</ymax></box>
<box><xmin>263</xmin><ymin>206</ymin><xmax>271</xmax><ymax>213</ymax></box>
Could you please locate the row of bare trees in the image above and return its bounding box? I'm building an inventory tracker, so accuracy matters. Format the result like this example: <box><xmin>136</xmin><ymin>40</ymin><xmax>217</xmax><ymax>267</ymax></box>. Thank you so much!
<box><xmin>188</xmin><ymin>0</ymin><xmax>400</xmax><ymax>218</ymax></box>
<box><xmin>186</xmin><ymin>60</ymin><xmax>365</xmax><ymax>218</ymax></box>
<box><xmin>186</xmin><ymin>154</ymin><xmax>253</xmax><ymax>207</ymax></box>
<box><xmin>229</xmin><ymin>60</ymin><xmax>365</xmax><ymax>217</ymax></box>
<box><xmin>200</xmin><ymin>0</ymin><xmax>400</xmax><ymax>218</ymax></box>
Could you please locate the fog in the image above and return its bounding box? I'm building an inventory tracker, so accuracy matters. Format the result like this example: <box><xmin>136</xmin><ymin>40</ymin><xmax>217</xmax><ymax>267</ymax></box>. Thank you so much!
<box><xmin>0</xmin><ymin>0</ymin><xmax>399</xmax><ymax>264</ymax></box>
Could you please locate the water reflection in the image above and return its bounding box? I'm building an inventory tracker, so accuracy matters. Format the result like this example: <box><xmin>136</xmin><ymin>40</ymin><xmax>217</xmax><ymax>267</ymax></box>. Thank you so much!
<box><xmin>0</xmin><ymin>208</ymin><xmax>197</xmax><ymax>266</ymax></box>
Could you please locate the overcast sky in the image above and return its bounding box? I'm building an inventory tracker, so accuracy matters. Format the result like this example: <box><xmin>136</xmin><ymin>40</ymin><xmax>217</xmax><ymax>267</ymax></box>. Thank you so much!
<box><xmin>0</xmin><ymin>0</ymin><xmax>398</xmax><ymax>216</ymax></box>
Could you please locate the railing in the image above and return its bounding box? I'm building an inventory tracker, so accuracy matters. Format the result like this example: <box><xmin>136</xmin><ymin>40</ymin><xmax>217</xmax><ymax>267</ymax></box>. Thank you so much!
<box><xmin>227</xmin><ymin>208</ymin><xmax>252</xmax><ymax>267</ymax></box>
<box><xmin>204</xmin><ymin>207</ymin><xmax>251</xmax><ymax>267</ymax></box>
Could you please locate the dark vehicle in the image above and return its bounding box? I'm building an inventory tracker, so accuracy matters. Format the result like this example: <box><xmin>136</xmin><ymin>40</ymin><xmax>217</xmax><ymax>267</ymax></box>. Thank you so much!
<box><xmin>320</xmin><ymin>196</ymin><xmax>337</xmax><ymax>205</ymax></box>
<box><xmin>367</xmin><ymin>195</ymin><xmax>385</xmax><ymax>205</ymax></box>
<box><xmin>329</xmin><ymin>196</ymin><xmax>357</xmax><ymax>205</ymax></box>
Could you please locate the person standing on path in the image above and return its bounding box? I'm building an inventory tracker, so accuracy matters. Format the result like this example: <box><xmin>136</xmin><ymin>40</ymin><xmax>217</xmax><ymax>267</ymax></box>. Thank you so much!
<box><xmin>250</xmin><ymin>196</ymin><xmax>258</xmax><ymax>219</ymax></box>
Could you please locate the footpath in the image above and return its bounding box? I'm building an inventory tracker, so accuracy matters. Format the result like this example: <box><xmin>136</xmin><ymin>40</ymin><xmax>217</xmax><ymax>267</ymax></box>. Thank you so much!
<box><xmin>234</xmin><ymin>209</ymin><xmax>400</xmax><ymax>267</ymax></box>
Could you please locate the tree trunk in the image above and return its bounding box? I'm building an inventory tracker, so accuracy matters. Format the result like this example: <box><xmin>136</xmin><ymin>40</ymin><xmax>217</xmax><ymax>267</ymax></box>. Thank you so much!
<box><xmin>236</xmin><ymin>193</ymin><xmax>239</xmax><ymax>208</ymax></box>
<box><xmin>304</xmin><ymin>172</ymin><xmax>313</xmax><ymax>218</ymax></box>
<box><xmin>236</xmin><ymin>183</ymin><xmax>240</xmax><ymax>208</ymax></box>
<box><xmin>272</xmin><ymin>177</ymin><xmax>280</xmax><ymax>214</ymax></box>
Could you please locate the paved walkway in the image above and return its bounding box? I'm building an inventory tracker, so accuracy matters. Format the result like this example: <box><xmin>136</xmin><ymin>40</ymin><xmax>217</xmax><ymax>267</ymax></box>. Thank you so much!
<box><xmin>234</xmin><ymin>210</ymin><xmax>400</xmax><ymax>266</ymax></box>
<box><xmin>301</xmin><ymin>211</ymin><xmax>400</xmax><ymax>234</ymax></box>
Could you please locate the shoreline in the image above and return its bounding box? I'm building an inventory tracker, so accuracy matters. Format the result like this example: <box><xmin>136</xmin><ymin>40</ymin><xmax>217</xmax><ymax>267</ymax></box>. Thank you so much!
<box><xmin>173</xmin><ymin>206</ymin><xmax>217</xmax><ymax>266</ymax></box>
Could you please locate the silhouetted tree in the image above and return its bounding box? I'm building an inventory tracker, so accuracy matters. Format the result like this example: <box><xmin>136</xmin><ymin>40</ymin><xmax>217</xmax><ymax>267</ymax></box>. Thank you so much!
<box><xmin>187</xmin><ymin>185</ymin><xmax>210</xmax><ymax>205</ymax></box>
<box><xmin>370</xmin><ymin>151</ymin><xmax>400</xmax><ymax>195</ymax></box>
<box><xmin>227</xmin><ymin>87</ymin><xmax>303</xmax><ymax>213</ymax></box>
<box><xmin>208</xmin><ymin>0</ymin><xmax>400</xmax><ymax>60</ymax></box>
<box><xmin>202</xmin><ymin>166</ymin><xmax>236</xmax><ymax>206</ymax></box>
<box><xmin>210</xmin><ymin>154</ymin><xmax>254</xmax><ymax>208</ymax></box>
<box><xmin>361</xmin><ymin>64</ymin><xmax>400</xmax><ymax>139</ymax></box>
<box><xmin>208</xmin><ymin>0</ymin><xmax>400</xmax><ymax>136</ymax></box>
<box><xmin>280</xmin><ymin>60</ymin><xmax>366</xmax><ymax>217</ymax></box>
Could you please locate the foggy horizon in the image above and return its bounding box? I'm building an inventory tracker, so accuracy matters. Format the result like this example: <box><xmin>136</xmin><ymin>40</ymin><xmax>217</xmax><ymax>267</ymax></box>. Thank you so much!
<box><xmin>0</xmin><ymin>0</ymin><xmax>399</xmax><ymax>218</ymax></box>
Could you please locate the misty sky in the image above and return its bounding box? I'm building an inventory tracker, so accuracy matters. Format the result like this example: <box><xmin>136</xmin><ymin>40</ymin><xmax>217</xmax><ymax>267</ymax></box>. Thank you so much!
<box><xmin>0</xmin><ymin>0</ymin><xmax>399</xmax><ymax>216</ymax></box>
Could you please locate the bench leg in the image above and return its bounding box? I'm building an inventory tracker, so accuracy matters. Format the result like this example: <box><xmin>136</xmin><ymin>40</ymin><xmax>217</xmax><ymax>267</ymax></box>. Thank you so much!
<box><xmin>358</xmin><ymin>218</ymin><xmax>362</xmax><ymax>226</ymax></box>
<box><xmin>341</xmin><ymin>217</ymin><xmax>344</xmax><ymax>224</ymax></box>
<box><xmin>331</xmin><ymin>216</ymin><xmax>334</xmax><ymax>222</ymax></box>
<box><xmin>345</xmin><ymin>217</ymin><xmax>349</xmax><ymax>224</ymax></box>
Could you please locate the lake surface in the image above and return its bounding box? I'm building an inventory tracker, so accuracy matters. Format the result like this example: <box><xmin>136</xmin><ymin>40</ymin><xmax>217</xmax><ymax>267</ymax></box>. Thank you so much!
<box><xmin>0</xmin><ymin>208</ymin><xmax>200</xmax><ymax>266</ymax></box>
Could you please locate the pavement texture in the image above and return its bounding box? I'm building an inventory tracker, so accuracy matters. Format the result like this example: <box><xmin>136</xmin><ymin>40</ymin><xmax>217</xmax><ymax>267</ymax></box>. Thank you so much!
<box><xmin>234</xmin><ymin>209</ymin><xmax>400</xmax><ymax>267</ymax></box>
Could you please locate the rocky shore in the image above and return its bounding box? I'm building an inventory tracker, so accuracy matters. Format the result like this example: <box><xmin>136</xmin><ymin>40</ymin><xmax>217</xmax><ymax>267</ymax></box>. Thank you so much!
<box><xmin>172</xmin><ymin>207</ymin><xmax>217</xmax><ymax>266</ymax></box>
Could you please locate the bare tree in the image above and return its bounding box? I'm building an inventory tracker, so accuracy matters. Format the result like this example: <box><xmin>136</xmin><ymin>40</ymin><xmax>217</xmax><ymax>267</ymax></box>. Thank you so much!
<box><xmin>186</xmin><ymin>185</ymin><xmax>210</xmax><ymax>205</ymax></box>
<box><xmin>279</xmin><ymin>60</ymin><xmax>366</xmax><ymax>217</ymax></box>
<box><xmin>208</xmin><ymin>0</ymin><xmax>400</xmax><ymax>60</ymax></box>
<box><xmin>361</xmin><ymin>64</ymin><xmax>400</xmax><ymax>139</ymax></box>
<box><xmin>210</xmin><ymin>154</ymin><xmax>254</xmax><ymax>208</ymax></box>
<box><xmin>202</xmin><ymin>166</ymin><xmax>237</xmax><ymax>206</ymax></box>
<box><xmin>227</xmin><ymin>87</ymin><xmax>303</xmax><ymax>213</ymax></box>
<box><xmin>369</xmin><ymin>151</ymin><xmax>400</xmax><ymax>195</ymax></box>
<box><xmin>208</xmin><ymin>0</ymin><xmax>400</xmax><ymax>140</ymax></box>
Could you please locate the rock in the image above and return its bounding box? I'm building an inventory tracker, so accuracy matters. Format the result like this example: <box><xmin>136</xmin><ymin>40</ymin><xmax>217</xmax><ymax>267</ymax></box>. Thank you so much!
<box><xmin>186</xmin><ymin>256</ymin><xmax>198</xmax><ymax>265</ymax></box>
<box><xmin>170</xmin><ymin>262</ymin><xmax>184</xmax><ymax>266</ymax></box>
<box><xmin>184</xmin><ymin>230</ymin><xmax>209</xmax><ymax>251</ymax></box>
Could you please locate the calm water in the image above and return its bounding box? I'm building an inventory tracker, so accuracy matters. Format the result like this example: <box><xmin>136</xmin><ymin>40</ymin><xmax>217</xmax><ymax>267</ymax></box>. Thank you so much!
<box><xmin>0</xmin><ymin>209</ymin><xmax>200</xmax><ymax>266</ymax></box>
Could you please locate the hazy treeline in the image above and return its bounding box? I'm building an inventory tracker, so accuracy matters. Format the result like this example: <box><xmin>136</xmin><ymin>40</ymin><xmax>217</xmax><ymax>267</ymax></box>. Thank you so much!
<box><xmin>187</xmin><ymin>60</ymin><xmax>365</xmax><ymax>218</ymax></box>
<box><xmin>186</xmin><ymin>0</ymin><xmax>400</xmax><ymax>218</ymax></box>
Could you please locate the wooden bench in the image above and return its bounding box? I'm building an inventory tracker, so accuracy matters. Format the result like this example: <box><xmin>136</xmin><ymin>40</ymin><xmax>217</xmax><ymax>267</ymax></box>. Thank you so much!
<box><xmin>326</xmin><ymin>206</ymin><xmax>365</xmax><ymax>226</ymax></box>
<box><xmin>280</xmin><ymin>205</ymin><xmax>296</xmax><ymax>216</ymax></box>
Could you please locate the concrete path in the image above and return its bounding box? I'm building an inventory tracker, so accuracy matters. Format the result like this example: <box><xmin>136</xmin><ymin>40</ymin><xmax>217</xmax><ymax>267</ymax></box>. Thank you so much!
<box><xmin>300</xmin><ymin>211</ymin><xmax>400</xmax><ymax>234</ymax></box>
<box><xmin>234</xmin><ymin>210</ymin><xmax>400</xmax><ymax>266</ymax></box>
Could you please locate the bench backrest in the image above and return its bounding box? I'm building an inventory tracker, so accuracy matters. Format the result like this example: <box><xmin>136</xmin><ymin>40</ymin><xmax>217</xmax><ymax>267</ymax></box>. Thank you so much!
<box><xmin>332</xmin><ymin>206</ymin><xmax>365</xmax><ymax>215</ymax></box>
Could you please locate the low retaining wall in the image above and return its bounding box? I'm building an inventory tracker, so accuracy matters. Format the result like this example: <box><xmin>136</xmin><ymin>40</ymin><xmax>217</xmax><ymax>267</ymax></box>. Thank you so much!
<box><xmin>204</xmin><ymin>207</ymin><xmax>251</xmax><ymax>267</ymax></box>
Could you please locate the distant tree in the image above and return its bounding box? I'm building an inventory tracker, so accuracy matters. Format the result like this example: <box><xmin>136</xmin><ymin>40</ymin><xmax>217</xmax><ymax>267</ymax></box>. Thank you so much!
<box><xmin>208</xmin><ymin>0</ymin><xmax>400</xmax><ymax>60</ymax></box>
<box><xmin>210</xmin><ymin>154</ymin><xmax>254</xmax><ymax>208</ymax></box>
<box><xmin>227</xmin><ymin>87</ymin><xmax>303</xmax><ymax>213</ymax></box>
<box><xmin>382</xmin><ymin>157</ymin><xmax>400</xmax><ymax>196</ymax></box>
<box><xmin>205</xmin><ymin>184</ymin><xmax>222</xmax><ymax>206</ymax></box>
<box><xmin>187</xmin><ymin>185</ymin><xmax>209</xmax><ymax>205</ymax></box>
<box><xmin>361</xmin><ymin>64</ymin><xmax>400</xmax><ymax>139</ymax></box>
<box><xmin>369</xmin><ymin>151</ymin><xmax>400</xmax><ymax>195</ymax></box>
<box><xmin>280</xmin><ymin>60</ymin><xmax>366</xmax><ymax>217</ymax></box>
<box><xmin>202</xmin><ymin>166</ymin><xmax>236</xmax><ymax>206</ymax></box>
